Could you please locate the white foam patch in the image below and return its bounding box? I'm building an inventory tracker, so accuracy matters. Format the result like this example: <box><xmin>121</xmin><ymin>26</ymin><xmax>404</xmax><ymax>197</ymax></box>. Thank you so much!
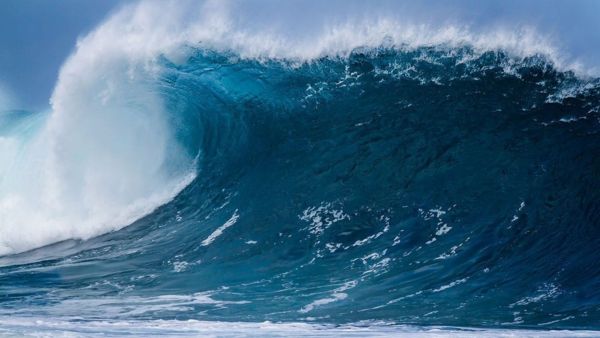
<box><xmin>0</xmin><ymin>317</ymin><xmax>598</xmax><ymax>337</ymax></box>
<box><xmin>299</xmin><ymin>202</ymin><xmax>350</xmax><ymax>236</ymax></box>
<box><xmin>0</xmin><ymin>292</ymin><xmax>248</xmax><ymax>320</ymax></box>
<box><xmin>68</xmin><ymin>0</ymin><xmax>598</xmax><ymax>75</ymax></box>
<box><xmin>0</xmin><ymin>6</ymin><xmax>199</xmax><ymax>255</ymax></box>
<box><xmin>432</xmin><ymin>278</ymin><xmax>469</xmax><ymax>293</ymax></box>
<box><xmin>510</xmin><ymin>283</ymin><xmax>562</xmax><ymax>308</ymax></box>
<box><xmin>201</xmin><ymin>210</ymin><xmax>240</xmax><ymax>246</ymax></box>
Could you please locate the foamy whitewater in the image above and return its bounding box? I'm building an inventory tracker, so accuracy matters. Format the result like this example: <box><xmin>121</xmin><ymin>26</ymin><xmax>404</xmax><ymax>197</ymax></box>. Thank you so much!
<box><xmin>0</xmin><ymin>0</ymin><xmax>599</xmax><ymax>336</ymax></box>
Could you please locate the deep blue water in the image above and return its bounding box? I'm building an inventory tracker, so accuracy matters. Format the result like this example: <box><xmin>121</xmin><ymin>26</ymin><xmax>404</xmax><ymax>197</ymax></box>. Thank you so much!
<box><xmin>0</xmin><ymin>47</ymin><xmax>599</xmax><ymax>334</ymax></box>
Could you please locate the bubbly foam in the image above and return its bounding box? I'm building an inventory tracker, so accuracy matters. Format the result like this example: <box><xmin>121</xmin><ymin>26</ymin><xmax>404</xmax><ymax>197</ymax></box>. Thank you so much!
<box><xmin>71</xmin><ymin>0</ymin><xmax>595</xmax><ymax>75</ymax></box>
<box><xmin>0</xmin><ymin>317</ymin><xmax>599</xmax><ymax>337</ymax></box>
<box><xmin>0</xmin><ymin>1</ymin><xmax>200</xmax><ymax>255</ymax></box>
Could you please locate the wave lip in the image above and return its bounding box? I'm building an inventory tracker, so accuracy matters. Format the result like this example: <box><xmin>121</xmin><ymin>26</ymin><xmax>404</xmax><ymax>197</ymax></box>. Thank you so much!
<box><xmin>84</xmin><ymin>0</ymin><xmax>596</xmax><ymax>75</ymax></box>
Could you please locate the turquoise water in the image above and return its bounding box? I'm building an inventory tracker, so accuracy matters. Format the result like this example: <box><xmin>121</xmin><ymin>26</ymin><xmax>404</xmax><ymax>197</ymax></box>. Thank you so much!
<box><xmin>1</xmin><ymin>47</ymin><xmax>599</xmax><ymax>336</ymax></box>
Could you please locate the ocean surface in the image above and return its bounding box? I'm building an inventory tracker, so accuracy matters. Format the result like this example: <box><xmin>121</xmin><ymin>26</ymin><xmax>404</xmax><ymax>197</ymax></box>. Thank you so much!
<box><xmin>0</xmin><ymin>1</ymin><xmax>599</xmax><ymax>336</ymax></box>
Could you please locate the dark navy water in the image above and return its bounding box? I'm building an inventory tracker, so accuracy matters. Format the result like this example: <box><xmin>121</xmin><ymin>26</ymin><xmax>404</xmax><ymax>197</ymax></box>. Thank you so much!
<box><xmin>1</xmin><ymin>47</ymin><xmax>599</xmax><ymax>333</ymax></box>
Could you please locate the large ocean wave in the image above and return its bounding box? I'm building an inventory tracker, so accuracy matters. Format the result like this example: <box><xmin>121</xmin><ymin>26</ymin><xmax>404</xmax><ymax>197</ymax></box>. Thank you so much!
<box><xmin>0</xmin><ymin>0</ymin><xmax>599</xmax><ymax>335</ymax></box>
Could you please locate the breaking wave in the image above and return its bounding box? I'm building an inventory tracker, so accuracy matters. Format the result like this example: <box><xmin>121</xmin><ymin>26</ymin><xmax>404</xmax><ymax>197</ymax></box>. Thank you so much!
<box><xmin>0</xmin><ymin>0</ymin><xmax>599</xmax><ymax>334</ymax></box>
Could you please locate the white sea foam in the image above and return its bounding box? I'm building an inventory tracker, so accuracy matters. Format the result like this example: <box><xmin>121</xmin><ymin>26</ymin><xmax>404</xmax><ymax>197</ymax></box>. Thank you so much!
<box><xmin>67</xmin><ymin>0</ymin><xmax>598</xmax><ymax>75</ymax></box>
<box><xmin>510</xmin><ymin>283</ymin><xmax>562</xmax><ymax>308</ymax></box>
<box><xmin>201</xmin><ymin>210</ymin><xmax>240</xmax><ymax>246</ymax></box>
<box><xmin>300</xmin><ymin>202</ymin><xmax>350</xmax><ymax>236</ymax></box>
<box><xmin>0</xmin><ymin>317</ymin><xmax>598</xmax><ymax>337</ymax></box>
<box><xmin>0</xmin><ymin>292</ymin><xmax>248</xmax><ymax>319</ymax></box>
<box><xmin>0</xmin><ymin>3</ymin><xmax>199</xmax><ymax>254</ymax></box>
<box><xmin>432</xmin><ymin>278</ymin><xmax>469</xmax><ymax>293</ymax></box>
<box><xmin>299</xmin><ymin>280</ymin><xmax>358</xmax><ymax>313</ymax></box>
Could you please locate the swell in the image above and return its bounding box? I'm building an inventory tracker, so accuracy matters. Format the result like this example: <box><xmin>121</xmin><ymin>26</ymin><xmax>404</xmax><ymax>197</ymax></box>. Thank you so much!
<box><xmin>1</xmin><ymin>46</ymin><xmax>599</xmax><ymax>328</ymax></box>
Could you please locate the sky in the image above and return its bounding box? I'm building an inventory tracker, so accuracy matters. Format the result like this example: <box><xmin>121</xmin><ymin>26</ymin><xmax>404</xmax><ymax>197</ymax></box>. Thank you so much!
<box><xmin>1</xmin><ymin>0</ymin><xmax>599</xmax><ymax>110</ymax></box>
<box><xmin>0</xmin><ymin>0</ymin><xmax>130</xmax><ymax>110</ymax></box>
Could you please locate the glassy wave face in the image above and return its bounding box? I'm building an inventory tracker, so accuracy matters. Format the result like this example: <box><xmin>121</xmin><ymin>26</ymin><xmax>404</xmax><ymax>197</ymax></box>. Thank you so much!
<box><xmin>1</xmin><ymin>46</ymin><xmax>599</xmax><ymax>331</ymax></box>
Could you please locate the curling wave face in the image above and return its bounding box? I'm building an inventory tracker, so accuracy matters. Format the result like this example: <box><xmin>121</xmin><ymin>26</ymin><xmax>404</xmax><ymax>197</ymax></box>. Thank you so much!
<box><xmin>0</xmin><ymin>0</ymin><xmax>600</xmax><ymax>332</ymax></box>
<box><xmin>0</xmin><ymin>0</ymin><xmax>593</xmax><ymax>256</ymax></box>
<box><xmin>0</xmin><ymin>0</ymin><xmax>596</xmax><ymax>256</ymax></box>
